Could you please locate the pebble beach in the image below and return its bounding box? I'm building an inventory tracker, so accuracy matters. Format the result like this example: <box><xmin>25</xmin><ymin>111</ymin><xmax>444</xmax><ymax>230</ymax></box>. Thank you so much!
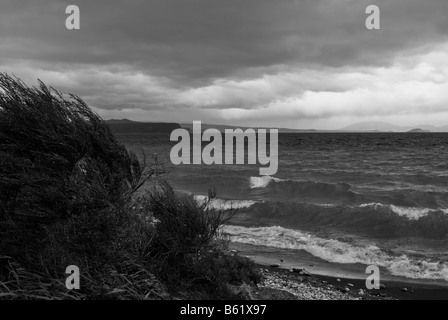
<box><xmin>239</xmin><ymin>264</ymin><xmax>448</xmax><ymax>300</ymax></box>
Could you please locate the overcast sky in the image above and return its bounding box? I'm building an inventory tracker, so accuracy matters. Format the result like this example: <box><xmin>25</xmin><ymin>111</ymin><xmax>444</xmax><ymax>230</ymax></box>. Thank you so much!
<box><xmin>1</xmin><ymin>0</ymin><xmax>448</xmax><ymax>129</ymax></box>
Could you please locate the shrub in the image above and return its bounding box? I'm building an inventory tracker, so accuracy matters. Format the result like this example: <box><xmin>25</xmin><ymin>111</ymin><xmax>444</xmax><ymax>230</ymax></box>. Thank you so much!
<box><xmin>141</xmin><ymin>183</ymin><xmax>261</xmax><ymax>299</ymax></box>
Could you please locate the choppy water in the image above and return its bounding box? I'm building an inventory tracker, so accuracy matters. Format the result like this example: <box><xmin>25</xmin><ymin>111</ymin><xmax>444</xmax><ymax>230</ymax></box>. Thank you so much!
<box><xmin>118</xmin><ymin>132</ymin><xmax>448</xmax><ymax>283</ymax></box>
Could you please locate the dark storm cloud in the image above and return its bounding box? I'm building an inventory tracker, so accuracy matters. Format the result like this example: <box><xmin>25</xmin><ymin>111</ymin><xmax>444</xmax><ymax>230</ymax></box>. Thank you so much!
<box><xmin>1</xmin><ymin>0</ymin><xmax>448</xmax><ymax>84</ymax></box>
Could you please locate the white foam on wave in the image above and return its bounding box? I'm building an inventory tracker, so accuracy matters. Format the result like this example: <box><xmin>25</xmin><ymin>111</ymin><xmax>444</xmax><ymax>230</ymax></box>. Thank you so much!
<box><xmin>359</xmin><ymin>202</ymin><xmax>383</xmax><ymax>208</ymax></box>
<box><xmin>389</xmin><ymin>205</ymin><xmax>432</xmax><ymax>220</ymax></box>
<box><xmin>223</xmin><ymin>225</ymin><xmax>448</xmax><ymax>281</ymax></box>
<box><xmin>194</xmin><ymin>195</ymin><xmax>257</xmax><ymax>210</ymax></box>
<box><xmin>316</xmin><ymin>203</ymin><xmax>337</xmax><ymax>208</ymax></box>
<box><xmin>359</xmin><ymin>203</ymin><xmax>448</xmax><ymax>221</ymax></box>
<box><xmin>249</xmin><ymin>176</ymin><xmax>282</xmax><ymax>189</ymax></box>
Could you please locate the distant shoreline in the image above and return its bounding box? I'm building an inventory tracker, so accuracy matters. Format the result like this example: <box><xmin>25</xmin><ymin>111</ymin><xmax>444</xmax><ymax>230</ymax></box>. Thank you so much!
<box><xmin>106</xmin><ymin>119</ymin><xmax>448</xmax><ymax>133</ymax></box>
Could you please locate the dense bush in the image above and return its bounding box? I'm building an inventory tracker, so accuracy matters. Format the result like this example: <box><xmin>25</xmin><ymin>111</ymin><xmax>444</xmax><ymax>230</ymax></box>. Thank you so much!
<box><xmin>0</xmin><ymin>73</ymin><xmax>147</xmax><ymax>220</ymax></box>
<box><xmin>0</xmin><ymin>73</ymin><xmax>154</xmax><ymax>265</ymax></box>
<box><xmin>142</xmin><ymin>184</ymin><xmax>261</xmax><ymax>298</ymax></box>
<box><xmin>0</xmin><ymin>73</ymin><xmax>259</xmax><ymax>300</ymax></box>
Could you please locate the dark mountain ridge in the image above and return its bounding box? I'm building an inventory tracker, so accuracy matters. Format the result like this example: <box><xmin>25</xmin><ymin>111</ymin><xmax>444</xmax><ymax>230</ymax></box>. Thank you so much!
<box><xmin>106</xmin><ymin>119</ymin><xmax>181</xmax><ymax>134</ymax></box>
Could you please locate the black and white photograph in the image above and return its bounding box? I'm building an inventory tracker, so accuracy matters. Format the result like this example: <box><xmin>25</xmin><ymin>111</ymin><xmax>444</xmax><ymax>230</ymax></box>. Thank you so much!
<box><xmin>1</xmin><ymin>0</ymin><xmax>448</xmax><ymax>306</ymax></box>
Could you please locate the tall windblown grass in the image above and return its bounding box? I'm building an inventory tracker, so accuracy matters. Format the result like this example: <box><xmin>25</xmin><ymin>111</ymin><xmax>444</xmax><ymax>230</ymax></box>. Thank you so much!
<box><xmin>0</xmin><ymin>73</ymin><xmax>259</xmax><ymax>300</ymax></box>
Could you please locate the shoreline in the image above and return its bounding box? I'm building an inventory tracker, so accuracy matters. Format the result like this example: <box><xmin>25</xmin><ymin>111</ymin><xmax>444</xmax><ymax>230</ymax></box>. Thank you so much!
<box><xmin>229</xmin><ymin>242</ymin><xmax>448</xmax><ymax>300</ymax></box>
<box><xmin>255</xmin><ymin>265</ymin><xmax>448</xmax><ymax>300</ymax></box>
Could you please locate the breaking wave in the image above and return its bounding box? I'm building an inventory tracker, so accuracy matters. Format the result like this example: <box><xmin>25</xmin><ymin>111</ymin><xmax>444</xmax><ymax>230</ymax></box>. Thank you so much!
<box><xmin>249</xmin><ymin>176</ymin><xmax>357</xmax><ymax>202</ymax></box>
<box><xmin>228</xmin><ymin>200</ymin><xmax>448</xmax><ymax>239</ymax></box>
<box><xmin>194</xmin><ymin>195</ymin><xmax>257</xmax><ymax>210</ymax></box>
<box><xmin>249</xmin><ymin>176</ymin><xmax>282</xmax><ymax>189</ymax></box>
<box><xmin>224</xmin><ymin>225</ymin><xmax>448</xmax><ymax>281</ymax></box>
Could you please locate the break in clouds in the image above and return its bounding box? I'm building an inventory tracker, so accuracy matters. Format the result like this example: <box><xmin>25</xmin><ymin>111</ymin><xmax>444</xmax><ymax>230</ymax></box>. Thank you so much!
<box><xmin>1</xmin><ymin>0</ymin><xmax>448</xmax><ymax>129</ymax></box>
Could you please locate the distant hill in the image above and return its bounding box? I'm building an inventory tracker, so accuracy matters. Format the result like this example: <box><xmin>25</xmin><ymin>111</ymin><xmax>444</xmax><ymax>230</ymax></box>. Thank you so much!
<box><xmin>106</xmin><ymin>119</ymin><xmax>136</xmax><ymax>124</ymax></box>
<box><xmin>105</xmin><ymin>119</ymin><xmax>448</xmax><ymax>134</ymax></box>
<box><xmin>180</xmin><ymin>122</ymin><xmax>448</xmax><ymax>133</ymax></box>
<box><xmin>407</xmin><ymin>128</ymin><xmax>430</xmax><ymax>133</ymax></box>
<box><xmin>106</xmin><ymin>119</ymin><xmax>181</xmax><ymax>134</ymax></box>
<box><xmin>340</xmin><ymin>121</ymin><xmax>448</xmax><ymax>132</ymax></box>
<box><xmin>340</xmin><ymin>121</ymin><xmax>400</xmax><ymax>132</ymax></box>
<box><xmin>180</xmin><ymin>123</ymin><xmax>317</xmax><ymax>133</ymax></box>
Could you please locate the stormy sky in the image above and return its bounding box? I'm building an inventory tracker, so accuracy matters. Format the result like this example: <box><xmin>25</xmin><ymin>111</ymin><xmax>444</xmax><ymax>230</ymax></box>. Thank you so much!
<box><xmin>1</xmin><ymin>0</ymin><xmax>448</xmax><ymax>129</ymax></box>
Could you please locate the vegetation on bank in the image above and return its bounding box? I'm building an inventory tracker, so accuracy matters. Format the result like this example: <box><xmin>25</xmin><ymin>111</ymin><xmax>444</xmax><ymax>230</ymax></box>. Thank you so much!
<box><xmin>0</xmin><ymin>73</ymin><xmax>259</xmax><ymax>300</ymax></box>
